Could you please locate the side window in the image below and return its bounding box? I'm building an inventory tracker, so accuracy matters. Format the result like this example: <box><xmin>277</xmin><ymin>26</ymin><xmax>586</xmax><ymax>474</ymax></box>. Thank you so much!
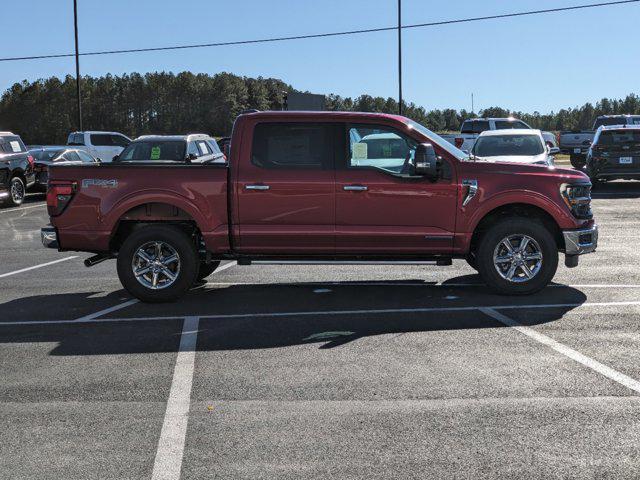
<box><xmin>473</xmin><ymin>121</ymin><xmax>490</xmax><ymax>134</ymax></box>
<box><xmin>65</xmin><ymin>151</ymin><xmax>82</xmax><ymax>163</ymax></box>
<box><xmin>187</xmin><ymin>142</ymin><xmax>200</xmax><ymax>158</ymax></box>
<box><xmin>3</xmin><ymin>136</ymin><xmax>25</xmax><ymax>153</ymax></box>
<box><xmin>251</xmin><ymin>123</ymin><xmax>333</xmax><ymax>169</ymax></box>
<box><xmin>197</xmin><ymin>141</ymin><xmax>211</xmax><ymax>156</ymax></box>
<box><xmin>111</xmin><ymin>135</ymin><xmax>130</xmax><ymax>147</ymax></box>
<box><xmin>495</xmin><ymin>120</ymin><xmax>528</xmax><ymax>130</ymax></box>
<box><xmin>347</xmin><ymin>125</ymin><xmax>417</xmax><ymax>175</ymax></box>
<box><xmin>77</xmin><ymin>151</ymin><xmax>95</xmax><ymax>163</ymax></box>
<box><xmin>207</xmin><ymin>140</ymin><xmax>222</xmax><ymax>154</ymax></box>
<box><xmin>460</xmin><ymin>121</ymin><xmax>474</xmax><ymax>134</ymax></box>
<box><xmin>90</xmin><ymin>134</ymin><xmax>112</xmax><ymax>146</ymax></box>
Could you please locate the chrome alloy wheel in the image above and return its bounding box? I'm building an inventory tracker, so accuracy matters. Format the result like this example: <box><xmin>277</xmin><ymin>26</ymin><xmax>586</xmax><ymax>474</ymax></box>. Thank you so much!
<box><xmin>493</xmin><ymin>234</ymin><xmax>543</xmax><ymax>283</ymax></box>
<box><xmin>11</xmin><ymin>178</ymin><xmax>25</xmax><ymax>204</ymax></box>
<box><xmin>132</xmin><ymin>241</ymin><xmax>181</xmax><ymax>290</ymax></box>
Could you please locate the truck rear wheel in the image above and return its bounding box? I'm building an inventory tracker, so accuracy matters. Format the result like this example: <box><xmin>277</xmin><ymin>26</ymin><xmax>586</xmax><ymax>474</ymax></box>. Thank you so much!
<box><xmin>476</xmin><ymin>218</ymin><xmax>558</xmax><ymax>295</ymax></box>
<box><xmin>116</xmin><ymin>225</ymin><xmax>198</xmax><ymax>303</ymax></box>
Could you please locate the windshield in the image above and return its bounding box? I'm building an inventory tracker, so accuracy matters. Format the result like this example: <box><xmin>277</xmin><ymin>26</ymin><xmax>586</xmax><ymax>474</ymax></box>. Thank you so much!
<box><xmin>473</xmin><ymin>134</ymin><xmax>544</xmax><ymax>157</ymax></box>
<box><xmin>405</xmin><ymin>119</ymin><xmax>468</xmax><ymax>160</ymax></box>
<box><xmin>118</xmin><ymin>140</ymin><xmax>186</xmax><ymax>162</ymax></box>
<box><xmin>597</xmin><ymin>130</ymin><xmax>640</xmax><ymax>146</ymax></box>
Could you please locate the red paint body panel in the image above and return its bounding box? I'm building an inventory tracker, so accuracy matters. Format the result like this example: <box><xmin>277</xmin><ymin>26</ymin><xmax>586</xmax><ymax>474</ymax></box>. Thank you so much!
<box><xmin>48</xmin><ymin>111</ymin><xmax>591</xmax><ymax>258</ymax></box>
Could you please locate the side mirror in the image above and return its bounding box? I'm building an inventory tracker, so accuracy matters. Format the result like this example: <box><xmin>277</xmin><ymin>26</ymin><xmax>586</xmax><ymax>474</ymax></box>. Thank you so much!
<box><xmin>95</xmin><ymin>157</ymin><xmax>102</xmax><ymax>163</ymax></box>
<box><xmin>185</xmin><ymin>153</ymin><xmax>198</xmax><ymax>162</ymax></box>
<box><xmin>112</xmin><ymin>154</ymin><xmax>119</xmax><ymax>162</ymax></box>
<box><xmin>548</xmin><ymin>147</ymin><xmax>560</xmax><ymax>155</ymax></box>
<box><xmin>414</xmin><ymin>143</ymin><xmax>439</xmax><ymax>179</ymax></box>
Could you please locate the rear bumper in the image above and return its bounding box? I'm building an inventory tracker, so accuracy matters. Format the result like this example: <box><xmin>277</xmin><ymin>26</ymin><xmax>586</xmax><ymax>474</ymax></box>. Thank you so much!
<box><xmin>41</xmin><ymin>226</ymin><xmax>59</xmax><ymax>249</ymax></box>
<box><xmin>563</xmin><ymin>224</ymin><xmax>598</xmax><ymax>255</ymax></box>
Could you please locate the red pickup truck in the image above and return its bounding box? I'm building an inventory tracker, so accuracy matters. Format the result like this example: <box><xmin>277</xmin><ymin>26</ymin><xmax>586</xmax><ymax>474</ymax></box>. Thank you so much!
<box><xmin>41</xmin><ymin>111</ymin><xmax>598</xmax><ymax>302</ymax></box>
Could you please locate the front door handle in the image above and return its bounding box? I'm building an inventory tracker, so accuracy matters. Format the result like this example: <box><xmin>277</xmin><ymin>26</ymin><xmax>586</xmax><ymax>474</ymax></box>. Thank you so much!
<box><xmin>343</xmin><ymin>185</ymin><xmax>368</xmax><ymax>192</ymax></box>
<box><xmin>245</xmin><ymin>184</ymin><xmax>270</xmax><ymax>191</ymax></box>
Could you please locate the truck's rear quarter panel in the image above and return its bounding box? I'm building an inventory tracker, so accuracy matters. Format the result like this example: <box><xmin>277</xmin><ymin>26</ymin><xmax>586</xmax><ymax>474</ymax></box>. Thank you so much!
<box><xmin>49</xmin><ymin>164</ymin><xmax>229</xmax><ymax>253</ymax></box>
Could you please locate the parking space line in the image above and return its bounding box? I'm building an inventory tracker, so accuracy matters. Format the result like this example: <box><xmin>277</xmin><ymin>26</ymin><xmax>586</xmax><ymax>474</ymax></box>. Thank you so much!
<box><xmin>74</xmin><ymin>299</ymin><xmax>139</xmax><ymax>321</ymax></box>
<box><xmin>2</xmin><ymin>299</ymin><xmax>640</xmax><ymax>327</ymax></box>
<box><xmin>480</xmin><ymin>308</ymin><xmax>640</xmax><ymax>395</ymax></box>
<box><xmin>0</xmin><ymin>203</ymin><xmax>46</xmax><ymax>215</ymax></box>
<box><xmin>0</xmin><ymin>256</ymin><xmax>77</xmax><ymax>279</ymax></box>
<box><xmin>215</xmin><ymin>260</ymin><xmax>237</xmax><ymax>273</ymax></box>
<box><xmin>151</xmin><ymin>316</ymin><xmax>199</xmax><ymax>480</ymax></box>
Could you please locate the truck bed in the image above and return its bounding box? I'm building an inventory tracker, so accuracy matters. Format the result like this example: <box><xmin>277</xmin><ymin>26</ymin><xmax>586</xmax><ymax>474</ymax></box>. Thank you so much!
<box><xmin>48</xmin><ymin>162</ymin><xmax>230</xmax><ymax>253</ymax></box>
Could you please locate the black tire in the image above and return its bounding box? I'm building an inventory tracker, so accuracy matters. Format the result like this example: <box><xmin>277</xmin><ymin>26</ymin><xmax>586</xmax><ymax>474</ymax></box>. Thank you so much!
<box><xmin>476</xmin><ymin>218</ymin><xmax>558</xmax><ymax>295</ymax></box>
<box><xmin>197</xmin><ymin>261</ymin><xmax>221</xmax><ymax>280</ymax></box>
<box><xmin>570</xmin><ymin>155</ymin><xmax>586</xmax><ymax>170</ymax></box>
<box><xmin>116</xmin><ymin>225</ymin><xmax>198</xmax><ymax>303</ymax></box>
<box><xmin>5</xmin><ymin>177</ymin><xmax>25</xmax><ymax>207</ymax></box>
<box><xmin>465</xmin><ymin>253</ymin><xmax>478</xmax><ymax>271</ymax></box>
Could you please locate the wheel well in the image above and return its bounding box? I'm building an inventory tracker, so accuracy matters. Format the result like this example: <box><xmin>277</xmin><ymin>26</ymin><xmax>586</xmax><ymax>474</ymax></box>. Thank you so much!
<box><xmin>109</xmin><ymin>203</ymin><xmax>202</xmax><ymax>251</ymax></box>
<box><xmin>469</xmin><ymin>203</ymin><xmax>564</xmax><ymax>255</ymax></box>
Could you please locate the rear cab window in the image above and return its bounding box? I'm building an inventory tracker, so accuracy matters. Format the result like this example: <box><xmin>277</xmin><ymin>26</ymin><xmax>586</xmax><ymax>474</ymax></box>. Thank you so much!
<box><xmin>495</xmin><ymin>120</ymin><xmax>529</xmax><ymax>130</ymax></box>
<box><xmin>118</xmin><ymin>140</ymin><xmax>187</xmax><ymax>162</ymax></box>
<box><xmin>251</xmin><ymin>123</ymin><xmax>335</xmax><ymax>169</ymax></box>
<box><xmin>461</xmin><ymin>120</ymin><xmax>490</xmax><ymax>134</ymax></box>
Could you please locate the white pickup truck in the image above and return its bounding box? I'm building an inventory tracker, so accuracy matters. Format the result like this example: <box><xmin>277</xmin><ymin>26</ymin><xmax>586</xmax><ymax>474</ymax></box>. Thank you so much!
<box><xmin>67</xmin><ymin>131</ymin><xmax>131</xmax><ymax>162</ymax></box>
<box><xmin>441</xmin><ymin>118</ymin><xmax>557</xmax><ymax>153</ymax></box>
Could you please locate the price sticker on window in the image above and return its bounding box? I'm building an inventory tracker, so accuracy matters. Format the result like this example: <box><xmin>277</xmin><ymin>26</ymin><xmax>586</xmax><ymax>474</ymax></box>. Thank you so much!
<box><xmin>150</xmin><ymin>146</ymin><xmax>161</xmax><ymax>160</ymax></box>
<box><xmin>352</xmin><ymin>142</ymin><xmax>368</xmax><ymax>160</ymax></box>
<box><xmin>10</xmin><ymin>141</ymin><xmax>21</xmax><ymax>152</ymax></box>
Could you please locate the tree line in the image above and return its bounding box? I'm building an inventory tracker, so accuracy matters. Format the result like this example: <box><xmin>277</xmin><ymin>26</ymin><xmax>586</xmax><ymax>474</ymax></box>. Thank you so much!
<box><xmin>1</xmin><ymin>71</ymin><xmax>639</xmax><ymax>145</ymax></box>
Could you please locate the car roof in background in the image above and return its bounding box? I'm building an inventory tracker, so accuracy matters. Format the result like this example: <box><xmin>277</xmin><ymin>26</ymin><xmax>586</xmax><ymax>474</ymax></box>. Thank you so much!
<box><xmin>134</xmin><ymin>134</ymin><xmax>214</xmax><ymax>142</ymax></box>
<box><xmin>29</xmin><ymin>145</ymin><xmax>68</xmax><ymax>151</ymax></box>
<box><xmin>597</xmin><ymin>125</ymin><xmax>640</xmax><ymax>132</ymax></box>
<box><xmin>479</xmin><ymin>129</ymin><xmax>542</xmax><ymax>137</ymax></box>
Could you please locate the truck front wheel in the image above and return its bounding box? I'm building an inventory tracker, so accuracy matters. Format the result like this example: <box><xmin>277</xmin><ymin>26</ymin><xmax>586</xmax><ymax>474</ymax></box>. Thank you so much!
<box><xmin>116</xmin><ymin>225</ymin><xmax>198</xmax><ymax>303</ymax></box>
<box><xmin>476</xmin><ymin>218</ymin><xmax>558</xmax><ymax>295</ymax></box>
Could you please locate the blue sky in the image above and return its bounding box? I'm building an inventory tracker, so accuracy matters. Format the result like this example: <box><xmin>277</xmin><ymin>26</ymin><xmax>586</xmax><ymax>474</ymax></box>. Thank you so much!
<box><xmin>2</xmin><ymin>0</ymin><xmax>639</xmax><ymax>114</ymax></box>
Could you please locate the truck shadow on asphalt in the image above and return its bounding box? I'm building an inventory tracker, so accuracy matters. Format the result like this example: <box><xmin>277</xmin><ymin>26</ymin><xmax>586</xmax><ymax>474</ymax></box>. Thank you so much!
<box><xmin>0</xmin><ymin>277</ymin><xmax>587</xmax><ymax>356</ymax></box>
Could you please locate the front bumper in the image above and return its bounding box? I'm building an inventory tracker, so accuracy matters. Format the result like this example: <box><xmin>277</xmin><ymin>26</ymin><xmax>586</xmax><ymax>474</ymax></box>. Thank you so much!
<box><xmin>41</xmin><ymin>226</ymin><xmax>59</xmax><ymax>249</ymax></box>
<box><xmin>563</xmin><ymin>225</ymin><xmax>598</xmax><ymax>255</ymax></box>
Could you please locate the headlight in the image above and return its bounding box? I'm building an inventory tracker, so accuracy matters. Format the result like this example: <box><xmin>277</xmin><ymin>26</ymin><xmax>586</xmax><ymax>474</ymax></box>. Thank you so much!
<box><xmin>560</xmin><ymin>183</ymin><xmax>592</xmax><ymax>219</ymax></box>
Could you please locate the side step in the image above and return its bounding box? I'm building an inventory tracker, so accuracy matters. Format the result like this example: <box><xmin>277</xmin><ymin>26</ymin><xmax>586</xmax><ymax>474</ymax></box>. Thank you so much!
<box><xmin>237</xmin><ymin>259</ymin><xmax>453</xmax><ymax>266</ymax></box>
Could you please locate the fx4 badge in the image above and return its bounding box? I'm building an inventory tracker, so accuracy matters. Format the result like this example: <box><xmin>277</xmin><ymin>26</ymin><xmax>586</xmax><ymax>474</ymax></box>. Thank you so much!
<box><xmin>82</xmin><ymin>178</ymin><xmax>118</xmax><ymax>189</ymax></box>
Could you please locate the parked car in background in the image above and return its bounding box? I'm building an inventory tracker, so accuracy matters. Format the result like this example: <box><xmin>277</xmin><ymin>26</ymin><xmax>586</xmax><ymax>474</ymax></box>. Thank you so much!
<box><xmin>441</xmin><ymin>117</ymin><xmax>557</xmax><ymax>154</ymax></box>
<box><xmin>29</xmin><ymin>146</ymin><xmax>99</xmax><ymax>191</ymax></box>
<box><xmin>471</xmin><ymin>130</ymin><xmax>559</xmax><ymax>166</ymax></box>
<box><xmin>114</xmin><ymin>134</ymin><xmax>225</xmax><ymax>163</ymax></box>
<box><xmin>586</xmin><ymin>125</ymin><xmax>640</xmax><ymax>185</ymax></box>
<box><xmin>560</xmin><ymin>115</ymin><xmax>640</xmax><ymax>169</ymax></box>
<box><xmin>43</xmin><ymin>111</ymin><xmax>597</xmax><ymax>302</ymax></box>
<box><xmin>67</xmin><ymin>131</ymin><xmax>131</xmax><ymax>162</ymax></box>
<box><xmin>0</xmin><ymin>132</ymin><xmax>35</xmax><ymax>207</ymax></box>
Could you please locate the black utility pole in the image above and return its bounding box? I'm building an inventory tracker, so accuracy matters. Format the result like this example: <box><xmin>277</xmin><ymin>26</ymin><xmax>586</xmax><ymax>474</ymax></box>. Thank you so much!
<box><xmin>397</xmin><ymin>0</ymin><xmax>403</xmax><ymax>116</ymax></box>
<box><xmin>73</xmin><ymin>0</ymin><xmax>83</xmax><ymax>130</ymax></box>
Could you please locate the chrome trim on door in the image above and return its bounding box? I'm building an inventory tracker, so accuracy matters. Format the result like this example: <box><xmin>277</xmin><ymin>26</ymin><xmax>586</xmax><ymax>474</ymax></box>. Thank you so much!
<box><xmin>343</xmin><ymin>185</ymin><xmax>368</xmax><ymax>191</ymax></box>
<box><xmin>245</xmin><ymin>185</ymin><xmax>270</xmax><ymax>191</ymax></box>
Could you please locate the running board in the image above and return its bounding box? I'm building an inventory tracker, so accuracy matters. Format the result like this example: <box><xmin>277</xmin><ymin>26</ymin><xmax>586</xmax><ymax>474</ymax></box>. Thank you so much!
<box><xmin>238</xmin><ymin>259</ymin><xmax>453</xmax><ymax>266</ymax></box>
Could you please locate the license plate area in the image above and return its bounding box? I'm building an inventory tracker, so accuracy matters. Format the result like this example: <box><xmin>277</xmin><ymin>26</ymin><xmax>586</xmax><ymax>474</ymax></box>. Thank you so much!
<box><xmin>619</xmin><ymin>157</ymin><xmax>633</xmax><ymax>164</ymax></box>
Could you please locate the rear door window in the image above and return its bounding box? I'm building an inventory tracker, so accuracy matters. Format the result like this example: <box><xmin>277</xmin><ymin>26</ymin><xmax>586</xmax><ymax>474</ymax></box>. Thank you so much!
<box><xmin>494</xmin><ymin>120</ymin><xmax>529</xmax><ymax>130</ymax></box>
<box><xmin>472</xmin><ymin>121</ymin><xmax>490</xmax><ymax>134</ymax></box>
<box><xmin>110</xmin><ymin>135</ymin><xmax>130</xmax><ymax>147</ymax></box>
<box><xmin>90</xmin><ymin>134</ymin><xmax>113</xmax><ymax>146</ymax></box>
<box><xmin>251</xmin><ymin>123</ymin><xmax>334</xmax><ymax>169</ymax></box>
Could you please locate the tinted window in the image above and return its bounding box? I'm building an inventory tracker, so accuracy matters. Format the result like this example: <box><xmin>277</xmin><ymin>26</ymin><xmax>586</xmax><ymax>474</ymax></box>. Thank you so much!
<box><xmin>594</xmin><ymin>117</ymin><xmax>629</xmax><ymax>129</ymax></box>
<box><xmin>207</xmin><ymin>140</ymin><xmax>222</xmax><ymax>154</ymax></box>
<box><xmin>67</xmin><ymin>133</ymin><xmax>85</xmax><ymax>145</ymax></box>
<box><xmin>252</xmin><ymin>123</ymin><xmax>333</xmax><ymax>169</ymax></box>
<box><xmin>111</xmin><ymin>135</ymin><xmax>130</xmax><ymax>147</ymax></box>
<box><xmin>495</xmin><ymin>120</ymin><xmax>529</xmax><ymax>130</ymax></box>
<box><xmin>90</xmin><ymin>134</ymin><xmax>113</xmax><ymax>146</ymax></box>
<box><xmin>463</xmin><ymin>121</ymin><xmax>490</xmax><ymax>134</ymax></box>
<box><xmin>1</xmin><ymin>136</ymin><xmax>25</xmax><ymax>153</ymax></box>
<box><xmin>31</xmin><ymin>149</ymin><xmax>64</xmax><ymax>161</ymax></box>
<box><xmin>348</xmin><ymin>125</ymin><xmax>417</xmax><ymax>175</ymax></box>
<box><xmin>473</xmin><ymin>134</ymin><xmax>544</xmax><ymax>156</ymax></box>
<box><xmin>119</xmin><ymin>141</ymin><xmax>186</xmax><ymax>161</ymax></box>
<box><xmin>64</xmin><ymin>151</ymin><xmax>82</xmax><ymax>162</ymax></box>
<box><xmin>460</xmin><ymin>121</ymin><xmax>474</xmax><ymax>134</ymax></box>
<box><xmin>596</xmin><ymin>130</ymin><xmax>640</xmax><ymax>145</ymax></box>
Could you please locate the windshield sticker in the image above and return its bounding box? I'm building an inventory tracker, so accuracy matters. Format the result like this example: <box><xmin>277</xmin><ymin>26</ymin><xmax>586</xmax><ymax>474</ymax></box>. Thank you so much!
<box><xmin>150</xmin><ymin>146</ymin><xmax>161</xmax><ymax>160</ymax></box>
<box><xmin>9</xmin><ymin>141</ymin><xmax>21</xmax><ymax>152</ymax></box>
<box><xmin>352</xmin><ymin>142</ymin><xmax>368</xmax><ymax>160</ymax></box>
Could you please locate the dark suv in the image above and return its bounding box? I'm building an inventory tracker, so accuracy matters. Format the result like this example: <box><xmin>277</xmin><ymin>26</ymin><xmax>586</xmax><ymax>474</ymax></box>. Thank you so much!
<box><xmin>0</xmin><ymin>132</ymin><xmax>35</xmax><ymax>207</ymax></box>
<box><xmin>114</xmin><ymin>134</ymin><xmax>225</xmax><ymax>163</ymax></box>
<box><xmin>586</xmin><ymin>125</ymin><xmax>640</xmax><ymax>184</ymax></box>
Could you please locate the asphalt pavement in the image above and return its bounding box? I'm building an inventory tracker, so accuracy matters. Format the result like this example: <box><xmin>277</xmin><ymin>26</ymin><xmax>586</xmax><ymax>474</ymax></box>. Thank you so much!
<box><xmin>1</xmin><ymin>184</ymin><xmax>639</xmax><ymax>479</ymax></box>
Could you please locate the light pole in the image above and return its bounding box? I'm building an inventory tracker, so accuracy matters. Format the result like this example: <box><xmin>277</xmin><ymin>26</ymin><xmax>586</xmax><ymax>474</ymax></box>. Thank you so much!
<box><xmin>397</xmin><ymin>0</ymin><xmax>403</xmax><ymax>116</ymax></box>
<box><xmin>73</xmin><ymin>0</ymin><xmax>83</xmax><ymax>131</ymax></box>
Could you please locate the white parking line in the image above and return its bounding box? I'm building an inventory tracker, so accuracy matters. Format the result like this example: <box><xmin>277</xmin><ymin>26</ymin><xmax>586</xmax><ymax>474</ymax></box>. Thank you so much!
<box><xmin>0</xmin><ymin>203</ymin><xmax>46</xmax><ymax>214</ymax></box>
<box><xmin>0</xmin><ymin>256</ymin><xmax>77</xmax><ymax>279</ymax></box>
<box><xmin>2</xmin><ymin>299</ymin><xmax>640</xmax><ymax>327</ymax></box>
<box><xmin>215</xmin><ymin>261</ymin><xmax>237</xmax><ymax>273</ymax></box>
<box><xmin>151</xmin><ymin>316</ymin><xmax>199</xmax><ymax>480</ymax></box>
<box><xmin>74</xmin><ymin>299</ymin><xmax>139</xmax><ymax>321</ymax></box>
<box><xmin>481</xmin><ymin>308</ymin><xmax>640</xmax><ymax>395</ymax></box>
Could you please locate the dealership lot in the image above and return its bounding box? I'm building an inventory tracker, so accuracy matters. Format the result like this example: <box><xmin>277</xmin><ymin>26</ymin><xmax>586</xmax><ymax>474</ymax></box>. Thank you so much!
<box><xmin>1</xmin><ymin>184</ymin><xmax>639</xmax><ymax>479</ymax></box>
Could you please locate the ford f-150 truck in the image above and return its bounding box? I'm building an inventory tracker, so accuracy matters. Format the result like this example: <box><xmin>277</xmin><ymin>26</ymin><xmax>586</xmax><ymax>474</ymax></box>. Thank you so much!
<box><xmin>41</xmin><ymin>111</ymin><xmax>598</xmax><ymax>302</ymax></box>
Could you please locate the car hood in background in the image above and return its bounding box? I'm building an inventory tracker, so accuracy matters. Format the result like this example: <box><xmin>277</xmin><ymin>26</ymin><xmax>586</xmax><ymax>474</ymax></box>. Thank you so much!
<box><xmin>475</xmin><ymin>153</ymin><xmax>549</xmax><ymax>165</ymax></box>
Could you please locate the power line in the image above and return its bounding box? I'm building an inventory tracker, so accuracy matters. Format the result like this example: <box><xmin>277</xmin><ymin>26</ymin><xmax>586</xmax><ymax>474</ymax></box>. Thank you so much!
<box><xmin>0</xmin><ymin>0</ymin><xmax>638</xmax><ymax>63</ymax></box>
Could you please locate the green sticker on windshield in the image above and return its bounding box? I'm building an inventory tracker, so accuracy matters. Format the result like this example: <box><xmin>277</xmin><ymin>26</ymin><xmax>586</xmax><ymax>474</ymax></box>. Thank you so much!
<box><xmin>150</xmin><ymin>146</ymin><xmax>161</xmax><ymax>160</ymax></box>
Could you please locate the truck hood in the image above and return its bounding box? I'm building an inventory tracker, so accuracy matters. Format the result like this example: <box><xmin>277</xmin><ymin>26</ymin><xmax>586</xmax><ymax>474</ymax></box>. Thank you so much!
<box><xmin>460</xmin><ymin>158</ymin><xmax>590</xmax><ymax>183</ymax></box>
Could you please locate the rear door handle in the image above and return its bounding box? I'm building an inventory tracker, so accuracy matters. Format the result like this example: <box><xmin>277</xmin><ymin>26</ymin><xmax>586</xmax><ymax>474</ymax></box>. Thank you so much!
<box><xmin>343</xmin><ymin>185</ymin><xmax>368</xmax><ymax>192</ymax></box>
<box><xmin>245</xmin><ymin>184</ymin><xmax>270</xmax><ymax>191</ymax></box>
